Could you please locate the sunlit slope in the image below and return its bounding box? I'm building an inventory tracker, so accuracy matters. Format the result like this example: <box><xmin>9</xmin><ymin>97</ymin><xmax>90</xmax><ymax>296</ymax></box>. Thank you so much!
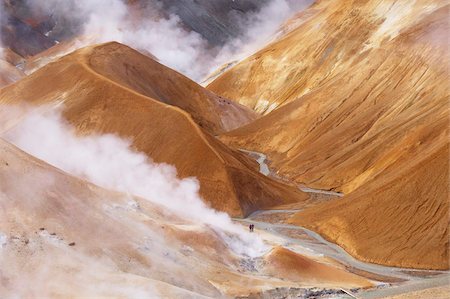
<box><xmin>0</xmin><ymin>43</ymin><xmax>304</xmax><ymax>217</ymax></box>
<box><xmin>290</xmin><ymin>144</ymin><xmax>449</xmax><ymax>270</ymax></box>
<box><xmin>208</xmin><ymin>0</ymin><xmax>449</xmax><ymax>114</ymax></box>
<box><xmin>0</xmin><ymin>138</ymin><xmax>223</xmax><ymax>298</ymax></box>
<box><xmin>217</xmin><ymin>1</ymin><xmax>449</xmax><ymax>194</ymax></box>
<box><xmin>0</xmin><ymin>139</ymin><xmax>371</xmax><ymax>297</ymax></box>
<box><xmin>209</xmin><ymin>0</ymin><xmax>449</xmax><ymax>269</ymax></box>
<box><xmin>88</xmin><ymin>42</ymin><xmax>256</xmax><ymax>134</ymax></box>
<box><xmin>264</xmin><ymin>247</ymin><xmax>371</xmax><ymax>287</ymax></box>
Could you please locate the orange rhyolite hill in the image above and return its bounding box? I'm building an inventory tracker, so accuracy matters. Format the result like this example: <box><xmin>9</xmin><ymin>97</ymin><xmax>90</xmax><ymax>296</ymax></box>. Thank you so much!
<box><xmin>208</xmin><ymin>0</ymin><xmax>449</xmax><ymax>269</ymax></box>
<box><xmin>0</xmin><ymin>42</ymin><xmax>305</xmax><ymax>217</ymax></box>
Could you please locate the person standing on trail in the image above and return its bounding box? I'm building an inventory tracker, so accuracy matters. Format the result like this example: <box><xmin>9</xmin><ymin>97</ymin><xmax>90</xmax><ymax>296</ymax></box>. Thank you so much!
<box><xmin>249</xmin><ymin>224</ymin><xmax>252</xmax><ymax>232</ymax></box>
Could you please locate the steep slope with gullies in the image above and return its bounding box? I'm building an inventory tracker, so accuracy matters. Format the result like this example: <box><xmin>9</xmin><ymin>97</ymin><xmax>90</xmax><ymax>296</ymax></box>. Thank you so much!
<box><xmin>208</xmin><ymin>0</ymin><xmax>449</xmax><ymax>269</ymax></box>
<box><xmin>218</xmin><ymin>0</ymin><xmax>449</xmax><ymax>193</ymax></box>
<box><xmin>208</xmin><ymin>0</ymin><xmax>449</xmax><ymax>114</ymax></box>
<box><xmin>0</xmin><ymin>42</ymin><xmax>305</xmax><ymax>217</ymax></box>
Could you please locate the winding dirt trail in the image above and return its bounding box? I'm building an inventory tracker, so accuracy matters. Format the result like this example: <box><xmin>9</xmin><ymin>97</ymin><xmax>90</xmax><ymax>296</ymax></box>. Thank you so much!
<box><xmin>239</xmin><ymin>149</ymin><xmax>271</xmax><ymax>176</ymax></box>
<box><xmin>236</xmin><ymin>216</ymin><xmax>445</xmax><ymax>280</ymax></box>
<box><xmin>239</xmin><ymin>149</ymin><xmax>344</xmax><ymax>196</ymax></box>
<box><xmin>236</xmin><ymin>149</ymin><xmax>450</xmax><ymax>298</ymax></box>
<box><xmin>234</xmin><ymin>215</ymin><xmax>449</xmax><ymax>298</ymax></box>
<box><xmin>298</xmin><ymin>185</ymin><xmax>344</xmax><ymax>197</ymax></box>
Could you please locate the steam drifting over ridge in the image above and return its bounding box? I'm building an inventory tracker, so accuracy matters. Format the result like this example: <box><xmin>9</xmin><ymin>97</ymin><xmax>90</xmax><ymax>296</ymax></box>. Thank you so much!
<box><xmin>2</xmin><ymin>106</ymin><xmax>268</xmax><ymax>258</ymax></box>
<box><xmin>19</xmin><ymin>0</ymin><xmax>313</xmax><ymax>80</ymax></box>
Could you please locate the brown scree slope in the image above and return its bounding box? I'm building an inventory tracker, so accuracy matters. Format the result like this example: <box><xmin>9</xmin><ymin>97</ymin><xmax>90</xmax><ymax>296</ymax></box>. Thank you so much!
<box><xmin>0</xmin><ymin>42</ymin><xmax>305</xmax><ymax>217</ymax></box>
<box><xmin>208</xmin><ymin>0</ymin><xmax>449</xmax><ymax>269</ymax></box>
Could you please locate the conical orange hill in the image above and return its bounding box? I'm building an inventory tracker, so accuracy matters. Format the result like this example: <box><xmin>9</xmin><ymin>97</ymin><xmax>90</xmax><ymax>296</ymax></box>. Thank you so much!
<box><xmin>0</xmin><ymin>42</ymin><xmax>306</xmax><ymax>217</ymax></box>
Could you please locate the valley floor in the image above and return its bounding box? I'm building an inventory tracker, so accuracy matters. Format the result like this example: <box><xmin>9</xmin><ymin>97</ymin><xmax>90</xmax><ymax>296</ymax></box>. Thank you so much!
<box><xmin>234</xmin><ymin>149</ymin><xmax>450</xmax><ymax>298</ymax></box>
<box><xmin>233</xmin><ymin>210</ymin><xmax>449</xmax><ymax>299</ymax></box>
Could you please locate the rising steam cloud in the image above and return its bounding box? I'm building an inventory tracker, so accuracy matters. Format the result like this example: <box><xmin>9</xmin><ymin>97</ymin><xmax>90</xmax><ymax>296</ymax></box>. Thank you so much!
<box><xmin>2</xmin><ymin>106</ymin><xmax>268</xmax><ymax>258</ymax></box>
<box><xmin>22</xmin><ymin>0</ymin><xmax>313</xmax><ymax>80</ymax></box>
<box><xmin>212</xmin><ymin>0</ymin><xmax>311</xmax><ymax>66</ymax></box>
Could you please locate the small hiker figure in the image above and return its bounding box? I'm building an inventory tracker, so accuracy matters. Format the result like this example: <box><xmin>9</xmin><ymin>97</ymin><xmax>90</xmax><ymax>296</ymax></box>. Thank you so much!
<box><xmin>249</xmin><ymin>224</ymin><xmax>254</xmax><ymax>232</ymax></box>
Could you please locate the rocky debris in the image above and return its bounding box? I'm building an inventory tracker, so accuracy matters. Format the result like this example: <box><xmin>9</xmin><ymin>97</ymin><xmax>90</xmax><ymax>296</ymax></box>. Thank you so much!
<box><xmin>68</xmin><ymin>242</ymin><xmax>76</xmax><ymax>246</ymax></box>
<box><xmin>236</xmin><ymin>287</ymin><xmax>353</xmax><ymax>299</ymax></box>
<box><xmin>238</xmin><ymin>257</ymin><xmax>264</xmax><ymax>273</ymax></box>
<box><xmin>127</xmin><ymin>200</ymin><xmax>140</xmax><ymax>211</ymax></box>
<box><xmin>181</xmin><ymin>245</ymin><xmax>194</xmax><ymax>256</ymax></box>
<box><xmin>6</xmin><ymin>233</ymin><xmax>46</xmax><ymax>253</ymax></box>
<box><xmin>137</xmin><ymin>236</ymin><xmax>155</xmax><ymax>253</ymax></box>
<box><xmin>37</xmin><ymin>229</ymin><xmax>64</xmax><ymax>244</ymax></box>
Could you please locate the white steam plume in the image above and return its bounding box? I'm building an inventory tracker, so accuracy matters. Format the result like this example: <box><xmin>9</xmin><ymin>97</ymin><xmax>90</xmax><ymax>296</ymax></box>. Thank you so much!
<box><xmin>211</xmin><ymin>0</ymin><xmax>313</xmax><ymax>71</ymax></box>
<box><xmin>23</xmin><ymin>0</ymin><xmax>313</xmax><ymax>81</ymax></box>
<box><xmin>2</xmin><ymin>106</ymin><xmax>268</xmax><ymax>258</ymax></box>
